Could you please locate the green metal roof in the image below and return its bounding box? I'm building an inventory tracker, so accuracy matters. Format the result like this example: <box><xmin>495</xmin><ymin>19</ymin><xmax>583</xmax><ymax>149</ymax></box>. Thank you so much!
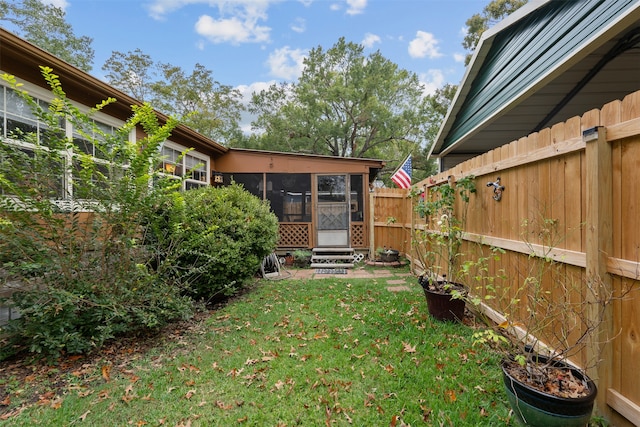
<box><xmin>432</xmin><ymin>0</ymin><xmax>640</xmax><ymax>160</ymax></box>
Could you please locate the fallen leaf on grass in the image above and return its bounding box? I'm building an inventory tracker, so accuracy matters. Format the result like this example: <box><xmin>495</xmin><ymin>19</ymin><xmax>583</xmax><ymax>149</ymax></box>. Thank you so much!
<box><xmin>0</xmin><ymin>407</ymin><xmax>26</xmax><ymax>420</ymax></box>
<box><xmin>420</xmin><ymin>405</ymin><xmax>432</xmax><ymax>422</ymax></box>
<box><xmin>122</xmin><ymin>384</ymin><xmax>136</xmax><ymax>403</ymax></box>
<box><xmin>77</xmin><ymin>389</ymin><xmax>93</xmax><ymax>398</ymax></box>
<box><xmin>184</xmin><ymin>390</ymin><xmax>196</xmax><ymax>400</ymax></box>
<box><xmin>37</xmin><ymin>391</ymin><xmax>56</xmax><ymax>406</ymax></box>
<box><xmin>216</xmin><ymin>400</ymin><xmax>233</xmax><ymax>410</ymax></box>
<box><xmin>101</xmin><ymin>364</ymin><xmax>112</xmax><ymax>382</ymax></box>
<box><xmin>382</xmin><ymin>364</ymin><xmax>395</xmax><ymax>374</ymax></box>
<box><xmin>79</xmin><ymin>410</ymin><xmax>90</xmax><ymax>421</ymax></box>
<box><xmin>446</xmin><ymin>390</ymin><xmax>457</xmax><ymax>402</ymax></box>
<box><xmin>178</xmin><ymin>364</ymin><xmax>200</xmax><ymax>373</ymax></box>
<box><xmin>50</xmin><ymin>397</ymin><xmax>63</xmax><ymax>409</ymax></box>
<box><xmin>402</xmin><ymin>342</ymin><xmax>416</xmax><ymax>353</ymax></box>
<box><xmin>227</xmin><ymin>367</ymin><xmax>244</xmax><ymax>378</ymax></box>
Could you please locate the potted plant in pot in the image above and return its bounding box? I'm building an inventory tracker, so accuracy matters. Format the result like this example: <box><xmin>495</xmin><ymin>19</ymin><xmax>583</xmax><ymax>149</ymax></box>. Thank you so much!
<box><xmin>470</xmin><ymin>216</ymin><xmax>633</xmax><ymax>426</ymax></box>
<box><xmin>292</xmin><ymin>249</ymin><xmax>312</xmax><ymax>268</ymax></box>
<box><xmin>376</xmin><ymin>247</ymin><xmax>400</xmax><ymax>263</ymax></box>
<box><xmin>376</xmin><ymin>216</ymin><xmax>400</xmax><ymax>263</ymax></box>
<box><xmin>412</xmin><ymin>175</ymin><xmax>476</xmax><ymax>321</ymax></box>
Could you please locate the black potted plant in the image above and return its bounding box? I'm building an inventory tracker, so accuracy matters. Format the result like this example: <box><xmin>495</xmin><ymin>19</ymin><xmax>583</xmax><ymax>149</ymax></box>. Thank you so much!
<box><xmin>376</xmin><ymin>246</ymin><xmax>400</xmax><ymax>263</ymax></box>
<box><xmin>470</xmin><ymin>217</ymin><xmax>634</xmax><ymax>426</ymax></box>
<box><xmin>377</xmin><ymin>216</ymin><xmax>400</xmax><ymax>263</ymax></box>
<box><xmin>412</xmin><ymin>175</ymin><xmax>476</xmax><ymax>321</ymax></box>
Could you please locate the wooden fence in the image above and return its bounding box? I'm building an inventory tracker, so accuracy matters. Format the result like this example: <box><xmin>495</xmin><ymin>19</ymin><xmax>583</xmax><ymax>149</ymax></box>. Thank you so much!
<box><xmin>372</xmin><ymin>90</ymin><xmax>640</xmax><ymax>426</ymax></box>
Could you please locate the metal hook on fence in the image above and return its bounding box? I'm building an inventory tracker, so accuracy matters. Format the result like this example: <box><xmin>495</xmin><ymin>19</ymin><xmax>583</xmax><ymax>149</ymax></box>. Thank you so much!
<box><xmin>487</xmin><ymin>177</ymin><xmax>505</xmax><ymax>201</ymax></box>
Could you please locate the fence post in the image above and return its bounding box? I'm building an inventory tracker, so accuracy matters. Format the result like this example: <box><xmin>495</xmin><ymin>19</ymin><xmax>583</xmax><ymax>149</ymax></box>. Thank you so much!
<box><xmin>369</xmin><ymin>190</ymin><xmax>375</xmax><ymax>260</ymax></box>
<box><xmin>584</xmin><ymin>125</ymin><xmax>613</xmax><ymax>418</ymax></box>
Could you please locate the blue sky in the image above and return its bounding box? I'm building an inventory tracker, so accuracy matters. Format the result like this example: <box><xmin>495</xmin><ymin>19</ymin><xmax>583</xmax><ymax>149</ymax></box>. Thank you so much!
<box><xmin>45</xmin><ymin>0</ymin><xmax>488</xmax><ymax>131</ymax></box>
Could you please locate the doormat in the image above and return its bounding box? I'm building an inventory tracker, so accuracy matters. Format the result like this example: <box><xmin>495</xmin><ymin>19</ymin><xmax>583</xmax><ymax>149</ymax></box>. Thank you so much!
<box><xmin>315</xmin><ymin>268</ymin><xmax>347</xmax><ymax>275</ymax></box>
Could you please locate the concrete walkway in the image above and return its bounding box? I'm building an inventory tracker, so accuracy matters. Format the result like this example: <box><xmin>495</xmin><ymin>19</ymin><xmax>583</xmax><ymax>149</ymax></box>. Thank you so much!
<box><xmin>279</xmin><ymin>265</ymin><xmax>414</xmax><ymax>281</ymax></box>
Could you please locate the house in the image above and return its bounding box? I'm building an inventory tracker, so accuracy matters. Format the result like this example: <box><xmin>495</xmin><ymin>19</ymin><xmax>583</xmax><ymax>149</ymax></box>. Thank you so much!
<box><xmin>430</xmin><ymin>0</ymin><xmax>640</xmax><ymax>171</ymax></box>
<box><xmin>0</xmin><ymin>27</ymin><xmax>385</xmax><ymax>259</ymax></box>
<box><xmin>421</xmin><ymin>1</ymin><xmax>640</xmax><ymax>424</ymax></box>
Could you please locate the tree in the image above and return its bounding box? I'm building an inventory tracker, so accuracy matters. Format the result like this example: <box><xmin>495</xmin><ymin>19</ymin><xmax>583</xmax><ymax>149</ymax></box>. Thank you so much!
<box><xmin>462</xmin><ymin>0</ymin><xmax>528</xmax><ymax>65</ymax></box>
<box><xmin>246</xmin><ymin>37</ymin><xmax>429</xmax><ymax>163</ymax></box>
<box><xmin>412</xmin><ymin>84</ymin><xmax>457</xmax><ymax>183</ymax></box>
<box><xmin>0</xmin><ymin>0</ymin><xmax>94</xmax><ymax>72</ymax></box>
<box><xmin>102</xmin><ymin>49</ymin><xmax>155</xmax><ymax>102</ymax></box>
<box><xmin>102</xmin><ymin>52</ymin><xmax>244</xmax><ymax>144</ymax></box>
<box><xmin>150</xmin><ymin>63</ymin><xmax>244</xmax><ymax>144</ymax></box>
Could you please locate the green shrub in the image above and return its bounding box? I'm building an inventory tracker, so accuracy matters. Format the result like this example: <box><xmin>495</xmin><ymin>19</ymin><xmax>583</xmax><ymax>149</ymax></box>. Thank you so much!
<box><xmin>0</xmin><ymin>68</ymin><xmax>193</xmax><ymax>360</ymax></box>
<box><xmin>148</xmin><ymin>184</ymin><xmax>279</xmax><ymax>301</ymax></box>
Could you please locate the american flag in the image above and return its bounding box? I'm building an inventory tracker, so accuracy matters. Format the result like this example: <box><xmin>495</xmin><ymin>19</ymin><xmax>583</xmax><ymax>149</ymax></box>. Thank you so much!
<box><xmin>391</xmin><ymin>155</ymin><xmax>412</xmax><ymax>189</ymax></box>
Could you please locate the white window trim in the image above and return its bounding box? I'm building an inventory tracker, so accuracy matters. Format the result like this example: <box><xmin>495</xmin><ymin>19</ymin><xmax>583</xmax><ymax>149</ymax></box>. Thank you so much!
<box><xmin>1</xmin><ymin>77</ymin><xmax>133</xmax><ymax>211</ymax></box>
<box><xmin>160</xmin><ymin>140</ymin><xmax>210</xmax><ymax>189</ymax></box>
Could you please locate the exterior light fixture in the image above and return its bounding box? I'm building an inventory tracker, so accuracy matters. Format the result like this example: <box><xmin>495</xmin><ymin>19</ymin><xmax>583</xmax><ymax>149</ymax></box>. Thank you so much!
<box><xmin>582</xmin><ymin>126</ymin><xmax>602</xmax><ymax>142</ymax></box>
<box><xmin>212</xmin><ymin>171</ymin><xmax>224</xmax><ymax>185</ymax></box>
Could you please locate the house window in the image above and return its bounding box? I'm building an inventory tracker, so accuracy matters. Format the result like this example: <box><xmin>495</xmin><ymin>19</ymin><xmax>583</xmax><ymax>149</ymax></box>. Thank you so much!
<box><xmin>159</xmin><ymin>142</ymin><xmax>209</xmax><ymax>190</ymax></box>
<box><xmin>267</xmin><ymin>174</ymin><xmax>311</xmax><ymax>222</ymax></box>
<box><xmin>231</xmin><ymin>173</ymin><xmax>264</xmax><ymax>199</ymax></box>
<box><xmin>230</xmin><ymin>173</ymin><xmax>312</xmax><ymax>222</ymax></box>
<box><xmin>0</xmin><ymin>144</ymin><xmax>65</xmax><ymax>199</ymax></box>
<box><xmin>1</xmin><ymin>86</ymin><xmax>66</xmax><ymax>199</ymax></box>
<box><xmin>0</xmin><ymin>83</ymin><xmax>127</xmax><ymax>204</ymax></box>
<box><xmin>73</xmin><ymin>119</ymin><xmax>117</xmax><ymax>160</ymax></box>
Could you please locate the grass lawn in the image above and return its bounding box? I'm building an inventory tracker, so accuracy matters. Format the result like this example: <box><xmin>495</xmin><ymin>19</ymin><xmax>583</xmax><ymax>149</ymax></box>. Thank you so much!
<box><xmin>0</xmin><ymin>270</ymin><xmax>514</xmax><ymax>426</ymax></box>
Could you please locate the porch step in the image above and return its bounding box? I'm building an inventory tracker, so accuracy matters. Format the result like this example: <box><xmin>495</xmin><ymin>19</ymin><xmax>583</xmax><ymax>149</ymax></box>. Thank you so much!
<box><xmin>311</xmin><ymin>247</ymin><xmax>355</xmax><ymax>269</ymax></box>
<box><xmin>311</xmin><ymin>263</ymin><xmax>355</xmax><ymax>269</ymax></box>
<box><xmin>312</xmin><ymin>247</ymin><xmax>355</xmax><ymax>253</ymax></box>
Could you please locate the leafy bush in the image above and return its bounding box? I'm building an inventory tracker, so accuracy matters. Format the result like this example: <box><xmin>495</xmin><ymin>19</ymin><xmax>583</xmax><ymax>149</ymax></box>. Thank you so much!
<box><xmin>147</xmin><ymin>184</ymin><xmax>279</xmax><ymax>301</ymax></box>
<box><xmin>0</xmin><ymin>68</ymin><xmax>193</xmax><ymax>360</ymax></box>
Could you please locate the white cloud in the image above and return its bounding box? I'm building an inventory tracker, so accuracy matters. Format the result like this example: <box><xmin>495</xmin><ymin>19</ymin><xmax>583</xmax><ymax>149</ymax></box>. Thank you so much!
<box><xmin>345</xmin><ymin>0</ymin><xmax>367</xmax><ymax>15</ymax></box>
<box><xmin>453</xmin><ymin>52</ymin><xmax>465</xmax><ymax>63</ymax></box>
<box><xmin>146</xmin><ymin>0</ymin><xmax>195</xmax><ymax>20</ymax></box>
<box><xmin>266</xmin><ymin>46</ymin><xmax>307</xmax><ymax>81</ymax></box>
<box><xmin>42</xmin><ymin>0</ymin><xmax>69</xmax><ymax>9</ymax></box>
<box><xmin>362</xmin><ymin>33</ymin><xmax>380</xmax><ymax>48</ymax></box>
<box><xmin>408</xmin><ymin>31</ymin><xmax>442</xmax><ymax>59</ymax></box>
<box><xmin>146</xmin><ymin>0</ymin><xmax>275</xmax><ymax>46</ymax></box>
<box><xmin>291</xmin><ymin>17</ymin><xmax>306</xmax><ymax>33</ymax></box>
<box><xmin>418</xmin><ymin>69</ymin><xmax>445</xmax><ymax>96</ymax></box>
<box><xmin>235</xmin><ymin>81</ymin><xmax>276</xmax><ymax>134</ymax></box>
<box><xmin>329</xmin><ymin>0</ymin><xmax>366</xmax><ymax>15</ymax></box>
<box><xmin>195</xmin><ymin>14</ymin><xmax>271</xmax><ymax>44</ymax></box>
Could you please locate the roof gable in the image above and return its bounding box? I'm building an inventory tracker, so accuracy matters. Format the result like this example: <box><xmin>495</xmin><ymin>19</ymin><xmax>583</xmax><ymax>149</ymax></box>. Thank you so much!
<box><xmin>432</xmin><ymin>0</ymin><xmax>640</xmax><ymax>162</ymax></box>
